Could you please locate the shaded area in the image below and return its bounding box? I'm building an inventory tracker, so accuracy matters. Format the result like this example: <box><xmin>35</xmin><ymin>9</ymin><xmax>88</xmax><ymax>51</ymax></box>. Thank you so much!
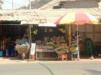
<box><xmin>60</xmin><ymin>0</ymin><xmax>98</xmax><ymax>8</ymax></box>
<box><xmin>86</xmin><ymin>69</ymin><xmax>101</xmax><ymax>75</ymax></box>
<box><xmin>19</xmin><ymin>0</ymin><xmax>52</xmax><ymax>9</ymax></box>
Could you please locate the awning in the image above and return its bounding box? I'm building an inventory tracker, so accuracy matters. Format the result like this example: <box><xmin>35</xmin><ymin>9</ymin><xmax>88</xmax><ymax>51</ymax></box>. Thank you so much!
<box><xmin>0</xmin><ymin>9</ymin><xmax>100</xmax><ymax>24</ymax></box>
<box><xmin>38</xmin><ymin>23</ymin><xmax>56</xmax><ymax>27</ymax></box>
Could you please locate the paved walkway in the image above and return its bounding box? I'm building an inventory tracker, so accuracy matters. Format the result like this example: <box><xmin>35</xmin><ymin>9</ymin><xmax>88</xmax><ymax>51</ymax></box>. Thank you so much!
<box><xmin>0</xmin><ymin>57</ymin><xmax>101</xmax><ymax>64</ymax></box>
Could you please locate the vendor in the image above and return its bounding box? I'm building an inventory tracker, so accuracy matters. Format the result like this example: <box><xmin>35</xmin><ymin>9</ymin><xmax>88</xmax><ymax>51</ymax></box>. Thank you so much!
<box><xmin>7</xmin><ymin>37</ymin><xmax>16</xmax><ymax>57</ymax></box>
<box><xmin>15</xmin><ymin>35</ymin><xmax>30</xmax><ymax>59</ymax></box>
<box><xmin>84</xmin><ymin>38</ymin><xmax>94</xmax><ymax>59</ymax></box>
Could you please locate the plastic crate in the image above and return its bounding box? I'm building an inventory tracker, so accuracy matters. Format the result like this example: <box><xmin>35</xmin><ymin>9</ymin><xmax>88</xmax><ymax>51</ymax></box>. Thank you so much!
<box><xmin>0</xmin><ymin>51</ymin><xmax>3</xmax><ymax>57</ymax></box>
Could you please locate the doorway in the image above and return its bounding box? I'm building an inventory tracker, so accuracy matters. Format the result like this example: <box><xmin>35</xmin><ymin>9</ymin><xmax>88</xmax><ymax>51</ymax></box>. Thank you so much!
<box><xmin>0</xmin><ymin>21</ymin><xmax>29</xmax><ymax>57</ymax></box>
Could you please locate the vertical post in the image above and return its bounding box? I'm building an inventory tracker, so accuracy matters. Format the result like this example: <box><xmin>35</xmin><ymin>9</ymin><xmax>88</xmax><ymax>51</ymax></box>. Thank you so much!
<box><xmin>28</xmin><ymin>24</ymin><xmax>31</xmax><ymax>60</ymax></box>
<box><xmin>29</xmin><ymin>24</ymin><xmax>32</xmax><ymax>59</ymax></box>
<box><xmin>12</xmin><ymin>0</ymin><xmax>13</xmax><ymax>10</ymax></box>
<box><xmin>29</xmin><ymin>24</ymin><xmax>32</xmax><ymax>46</ymax></box>
<box><xmin>68</xmin><ymin>25</ymin><xmax>72</xmax><ymax>47</ymax></box>
<box><xmin>29</xmin><ymin>0</ymin><xmax>31</xmax><ymax>9</ymax></box>
<box><xmin>28</xmin><ymin>0</ymin><xmax>31</xmax><ymax>60</ymax></box>
<box><xmin>77</xmin><ymin>25</ymin><xmax>80</xmax><ymax>60</ymax></box>
<box><xmin>12</xmin><ymin>0</ymin><xmax>14</xmax><ymax>17</ymax></box>
<box><xmin>29</xmin><ymin>25</ymin><xmax>36</xmax><ymax>60</ymax></box>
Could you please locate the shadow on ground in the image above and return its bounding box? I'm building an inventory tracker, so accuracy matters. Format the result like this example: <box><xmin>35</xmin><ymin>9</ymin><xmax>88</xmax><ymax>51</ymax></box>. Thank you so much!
<box><xmin>85</xmin><ymin>69</ymin><xmax>101</xmax><ymax>75</ymax></box>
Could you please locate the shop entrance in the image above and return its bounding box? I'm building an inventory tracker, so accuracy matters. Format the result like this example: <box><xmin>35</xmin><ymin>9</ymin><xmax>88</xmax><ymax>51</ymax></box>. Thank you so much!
<box><xmin>0</xmin><ymin>21</ymin><xmax>29</xmax><ymax>57</ymax></box>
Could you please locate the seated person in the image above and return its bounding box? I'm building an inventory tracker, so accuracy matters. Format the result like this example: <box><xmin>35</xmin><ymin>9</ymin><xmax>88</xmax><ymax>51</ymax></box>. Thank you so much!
<box><xmin>15</xmin><ymin>35</ymin><xmax>30</xmax><ymax>59</ymax></box>
<box><xmin>70</xmin><ymin>41</ymin><xmax>79</xmax><ymax>60</ymax></box>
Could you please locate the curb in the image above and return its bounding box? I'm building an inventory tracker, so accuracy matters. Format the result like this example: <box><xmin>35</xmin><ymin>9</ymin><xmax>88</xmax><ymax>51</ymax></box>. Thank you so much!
<box><xmin>0</xmin><ymin>58</ymin><xmax>101</xmax><ymax>64</ymax></box>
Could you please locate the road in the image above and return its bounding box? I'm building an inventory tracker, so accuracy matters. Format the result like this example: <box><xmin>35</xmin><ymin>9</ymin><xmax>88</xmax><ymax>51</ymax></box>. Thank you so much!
<box><xmin>0</xmin><ymin>60</ymin><xmax>101</xmax><ymax>75</ymax></box>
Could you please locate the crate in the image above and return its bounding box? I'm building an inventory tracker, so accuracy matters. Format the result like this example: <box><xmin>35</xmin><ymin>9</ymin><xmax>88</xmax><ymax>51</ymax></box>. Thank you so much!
<box><xmin>0</xmin><ymin>51</ymin><xmax>3</xmax><ymax>57</ymax></box>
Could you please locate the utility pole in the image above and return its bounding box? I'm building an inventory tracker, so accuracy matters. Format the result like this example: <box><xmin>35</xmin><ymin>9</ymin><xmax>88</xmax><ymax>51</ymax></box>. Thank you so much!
<box><xmin>12</xmin><ymin>0</ymin><xmax>14</xmax><ymax>17</ymax></box>
<box><xmin>29</xmin><ymin>0</ymin><xmax>31</xmax><ymax>9</ymax></box>
<box><xmin>28</xmin><ymin>0</ymin><xmax>35</xmax><ymax>60</ymax></box>
<box><xmin>29</xmin><ymin>0</ymin><xmax>32</xmax><ymax>45</ymax></box>
<box><xmin>12</xmin><ymin>0</ymin><xmax>14</xmax><ymax>9</ymax></box>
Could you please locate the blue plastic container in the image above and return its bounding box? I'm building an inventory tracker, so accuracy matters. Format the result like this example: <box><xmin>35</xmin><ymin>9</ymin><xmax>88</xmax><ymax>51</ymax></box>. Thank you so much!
<box><xmin>0</xmin><ymin>51</ymin><xmax>3</xmax><ymax>57</ymax></box>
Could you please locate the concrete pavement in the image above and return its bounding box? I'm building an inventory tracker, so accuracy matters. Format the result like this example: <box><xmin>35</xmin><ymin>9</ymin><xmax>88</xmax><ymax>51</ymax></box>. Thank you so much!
<box><xmin>0</xmin><ymin>58</ymin><xmax>101</xmax><ymax>75</ymax></box>
<box><xmin>0</xmin><ymin>57</ymin><xmax>101</xmax><ymax>64</ymax></box>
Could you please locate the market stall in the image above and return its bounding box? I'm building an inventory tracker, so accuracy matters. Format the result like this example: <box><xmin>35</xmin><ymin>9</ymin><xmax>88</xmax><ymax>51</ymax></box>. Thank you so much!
<box><xmin>33</xmin><ymin>25</ymin><xmax>68</xmax><ymax>60</ymax></box>
<box><xmin>0</xmin><ymin>21</ymin><xmax>29</xmax><ymax>58</ymax></box>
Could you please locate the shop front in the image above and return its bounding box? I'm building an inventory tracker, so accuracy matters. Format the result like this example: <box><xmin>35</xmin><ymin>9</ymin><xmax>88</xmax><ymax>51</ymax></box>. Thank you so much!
<box><xmin>33</xmin><ymin>26</ymin><xmax>69</xmax><ymax>60</ymax></box>
<box><xmin>0</xmin><ymin>21</ymin><xmax>30</xmax><ymax>58</ymax></box>
<box><xmin>71</xmin><ymin>25</ymin><xmax>101</xmax><ymax>59</ymax></box>
<box><xmin>1</xmin><ymin>21</ymin><xmax>101</xmax><ymax>60</ymax></box>
<box><xmin>33</xmin><ymin>25</ymin><xmax>101</xmax><ymax>60</ymax></box>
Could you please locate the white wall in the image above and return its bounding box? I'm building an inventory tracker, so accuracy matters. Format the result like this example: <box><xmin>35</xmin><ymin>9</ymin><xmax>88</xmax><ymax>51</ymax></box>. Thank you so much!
<box><xmin>98</xmin><ymin>0</ymin><xmax>101</xmax><ymax>9</ymax></box>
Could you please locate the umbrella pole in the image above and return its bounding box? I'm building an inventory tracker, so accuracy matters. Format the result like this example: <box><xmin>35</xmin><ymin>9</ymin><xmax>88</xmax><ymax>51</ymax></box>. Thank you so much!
<box><xmin>28</xmin><ymin>24</ymin><xmax>32</xmax><ymax>59</ymax></box>
<box><xmin>77</xmin><ymin>25</ymin><xmax>80</xmax><ymax>60</ymax></box>
<box><xmin>65</xmin><ymin>25</ymin><xmax>71</xmax><ymax>50</ymax></box>
<box><xmin>68</xmin><ymin>25</ymin><xmax>72</xmax><ymax>47</ymax></box>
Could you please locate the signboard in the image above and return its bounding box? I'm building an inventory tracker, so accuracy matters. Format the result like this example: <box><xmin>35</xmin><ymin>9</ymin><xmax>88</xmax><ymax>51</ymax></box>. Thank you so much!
<box><xmin>30</xmin><ymin>43</ymin><xmax>36</xmax><ymax>55</ymax></box>
<box><xmin>39</xmin><ymin>23</ymin><xmax>56</xmax><ymax>27</ymax></box>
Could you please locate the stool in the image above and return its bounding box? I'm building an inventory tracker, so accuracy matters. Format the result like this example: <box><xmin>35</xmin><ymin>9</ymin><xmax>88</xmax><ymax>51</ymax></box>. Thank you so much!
<box><xmin>58</xmin><ymin>53</ymin><xmax>67</xmax><ymax>60</ymax></box>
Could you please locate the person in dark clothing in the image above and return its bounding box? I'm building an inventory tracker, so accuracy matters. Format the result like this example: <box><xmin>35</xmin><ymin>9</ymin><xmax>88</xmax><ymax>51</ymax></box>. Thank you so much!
<box><xmin>84</xmin><ymin>38</ymin><xmax>94</xmax><ymax>59</ymax></box>
<box><xmin>7</xmin><ymin>39</ymin><xmax>15</xmax><ymax>57</ymax></box>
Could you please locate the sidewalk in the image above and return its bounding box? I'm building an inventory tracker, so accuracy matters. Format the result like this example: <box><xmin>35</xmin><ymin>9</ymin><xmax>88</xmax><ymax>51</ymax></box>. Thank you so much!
<box><xmin>0</xmin><ymin>57</ymin><xmax>101</xmax><ymax>64</ymax></box>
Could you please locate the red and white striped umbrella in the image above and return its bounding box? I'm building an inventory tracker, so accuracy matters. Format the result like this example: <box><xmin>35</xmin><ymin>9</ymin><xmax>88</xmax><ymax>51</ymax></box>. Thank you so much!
<box><xmin>55</xmin><ymin>11</ymin><xmax>99</xmax><ymax>59</ymax></box>
<box><xmin>55</xmin><ymin>11</ymin><xmax>99</xmax><ymax>25</ymax></box>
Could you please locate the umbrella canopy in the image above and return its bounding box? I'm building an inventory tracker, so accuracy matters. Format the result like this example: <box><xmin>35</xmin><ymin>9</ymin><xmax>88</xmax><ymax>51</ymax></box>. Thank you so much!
<box><xmin>55</xmin><ymin>11</ymin><xmax>99</xmax><ymax>25</ymax></box>
<box><xmin>55</xmin><ymin>11</ymin><xmax>99</xmax><ymax>59</ymax></box>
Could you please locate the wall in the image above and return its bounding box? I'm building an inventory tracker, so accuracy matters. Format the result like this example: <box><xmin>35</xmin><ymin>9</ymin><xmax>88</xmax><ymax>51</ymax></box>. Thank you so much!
<box><xmin>60</xmin><ymin>0</ymin><xmax>99</xmax><ymax>8</ymax></box>
<box><xmin>72</xmin><ymin>25</ymin><xmax>101</xmax><ymax>43</ymax></box>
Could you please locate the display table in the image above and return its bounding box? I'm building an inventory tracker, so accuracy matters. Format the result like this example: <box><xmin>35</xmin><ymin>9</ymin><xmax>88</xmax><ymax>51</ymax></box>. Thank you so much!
<box><xmin>35</xmin><ymin>45</ymin><xmax>57</xmax><ymax>60</ymax></box>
